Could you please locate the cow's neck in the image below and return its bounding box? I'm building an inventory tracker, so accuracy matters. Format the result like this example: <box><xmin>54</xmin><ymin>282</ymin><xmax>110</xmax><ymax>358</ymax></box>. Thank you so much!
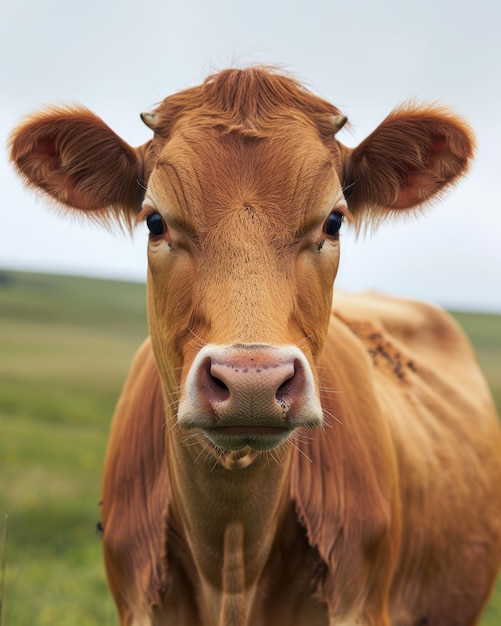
<box><xmin>166</xmin><ymin>431</ymin><xmax>293</xmax><ymax>625</ymax></box>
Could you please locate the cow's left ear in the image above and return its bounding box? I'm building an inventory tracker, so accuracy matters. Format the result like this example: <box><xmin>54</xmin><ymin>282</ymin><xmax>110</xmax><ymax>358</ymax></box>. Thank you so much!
<box><xmin>9</xmin><ymin>106</ymin><xmax>146</xmax><ymax>227</ymax></box>
<box><xmin>341</xmin><ymin>104</ymin><xmax>475</xmax><ymax>223</ymax></box>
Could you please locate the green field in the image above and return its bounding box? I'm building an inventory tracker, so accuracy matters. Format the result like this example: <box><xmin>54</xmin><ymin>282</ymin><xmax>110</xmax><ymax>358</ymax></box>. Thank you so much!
<box><xmin>0</xmin><ymin>270</ymin><xmax>500</xmax><ymax>625</ymax></box>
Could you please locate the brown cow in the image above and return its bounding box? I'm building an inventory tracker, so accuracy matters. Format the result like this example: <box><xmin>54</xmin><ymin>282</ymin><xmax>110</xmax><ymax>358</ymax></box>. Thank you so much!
<box><xmin>9</xmin><ymin>67</ymin><xmax>501</xmax><ymax>626</ymax></box>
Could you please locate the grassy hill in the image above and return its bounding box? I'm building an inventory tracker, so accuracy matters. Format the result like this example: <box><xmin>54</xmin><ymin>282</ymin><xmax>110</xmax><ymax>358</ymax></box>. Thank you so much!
<box><xmin>0</xmin><ymin>270</ymin><xmax>500</xmax><ymax>625</ymax></box>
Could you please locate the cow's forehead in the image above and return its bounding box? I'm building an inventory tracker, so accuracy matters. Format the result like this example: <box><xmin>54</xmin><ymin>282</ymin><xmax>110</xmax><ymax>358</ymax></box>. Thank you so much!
<box><xmin>145</xmin><ymin>119</ymin><xmax>343</xmax><ymax>232</ymax></box>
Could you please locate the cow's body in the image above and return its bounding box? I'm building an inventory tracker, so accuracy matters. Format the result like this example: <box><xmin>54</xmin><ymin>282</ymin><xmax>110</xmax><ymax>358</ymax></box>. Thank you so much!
<box><xmin>101</xmin><ymin>293</ymin><xmax>501</xmax><ymax>626</ymax></box>
<box><xmin>9</xmin><ymin>68</ymin><xmax>501</xmax><ymax>625</ymax></box>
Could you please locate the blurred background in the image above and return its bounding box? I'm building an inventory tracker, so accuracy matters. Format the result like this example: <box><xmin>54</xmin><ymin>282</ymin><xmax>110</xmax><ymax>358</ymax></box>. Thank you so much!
<box><xmin>1</xmin><ymin>0</ymin><xmax>500</xmax><ymax>623</ymax></box>
<box><xmin>1</xmin><ymin>0</ymin><xmax>500</xmax><ymax>311</ymax></box>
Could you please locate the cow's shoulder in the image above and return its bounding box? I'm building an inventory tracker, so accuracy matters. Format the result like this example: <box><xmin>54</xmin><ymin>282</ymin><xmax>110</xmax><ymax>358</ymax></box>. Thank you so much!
<box><xmin>331</xmin><ymin>291</ymin><xmax>483</xmax><ymax>388</ymax></box>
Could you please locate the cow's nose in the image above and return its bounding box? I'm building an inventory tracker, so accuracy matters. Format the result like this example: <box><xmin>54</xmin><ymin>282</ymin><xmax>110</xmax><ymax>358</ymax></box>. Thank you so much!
<box><xmin>201</xmin><ymin>354</ymin><xmax>301</xmax><ymax>417</ymax></box>
<box><xmin>194</xmin><ymin>345</ymin><xmax>307</xmax><ymax>422</ymax></box>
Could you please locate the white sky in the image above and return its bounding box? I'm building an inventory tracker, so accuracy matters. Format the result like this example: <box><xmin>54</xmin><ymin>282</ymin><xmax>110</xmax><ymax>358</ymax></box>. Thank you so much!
<box><xmin>1</xmin><ymin>0</ymin><xmax>500</xmax><ymax>311</ymax></box>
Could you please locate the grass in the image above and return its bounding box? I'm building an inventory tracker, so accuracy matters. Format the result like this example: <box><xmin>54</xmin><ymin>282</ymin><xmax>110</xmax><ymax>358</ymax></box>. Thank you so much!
<box><xmin>0</xmin><ymin>271</ymin><xmax>147</xmax><ymax>626</ymax></box>
<box><xmin>0</xmin><ymin>269</ymin><xmax>499</xmax><ymax>625</ymax></box>
<box><xmin>451</xmin><ymin>311</ymin><xmax>501</xmax><ymax>411</ymax></box>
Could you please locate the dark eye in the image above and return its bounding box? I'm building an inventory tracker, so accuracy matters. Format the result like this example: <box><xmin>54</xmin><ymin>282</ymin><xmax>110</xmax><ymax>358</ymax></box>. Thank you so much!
<box><xmin>323</xmin><ymin>211</ymin><xmax>344</xmax><ymax>237</ymax></box>
<box><xmin>146</xmin><ymin>212</ymin><xmax>166</xmax><ymax>236</ymax></box>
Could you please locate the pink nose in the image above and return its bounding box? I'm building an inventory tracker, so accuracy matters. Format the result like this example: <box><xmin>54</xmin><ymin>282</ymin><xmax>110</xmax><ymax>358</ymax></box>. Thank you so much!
<box><xmin>197</xmin><ymin>348</ymin><xmax>304</xmax><ymax>421</ymax></box>
<box><xmin>178</xmin><ymin>344</ymin><xmax>323</xmax><ymax>451</ymax></box>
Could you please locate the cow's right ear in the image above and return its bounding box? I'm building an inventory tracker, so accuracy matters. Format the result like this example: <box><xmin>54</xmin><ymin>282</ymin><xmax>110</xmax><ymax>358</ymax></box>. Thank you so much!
<box><xmin>9</xmin><ymin>106</ymin><xmax>146</xmax><ymax>227</ymax></box>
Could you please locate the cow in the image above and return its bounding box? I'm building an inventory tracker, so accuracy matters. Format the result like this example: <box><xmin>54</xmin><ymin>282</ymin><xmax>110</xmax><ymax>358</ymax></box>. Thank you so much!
<box><xmin>9</xmin><ymin>67</ymin><xmax>501</xmax><ymax>626</ymax></box>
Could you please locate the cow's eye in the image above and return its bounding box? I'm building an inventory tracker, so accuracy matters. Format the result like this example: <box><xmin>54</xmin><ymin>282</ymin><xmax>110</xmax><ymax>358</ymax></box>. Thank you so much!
<box><xmin>146</xmin><ymin>212</ymin><xmax>167</xmax><ymax>236</ymax></box>
<box><xmin>323</xmin><ymin>211</ymin><xmax>344</xmax><ymax>237</ymax></box>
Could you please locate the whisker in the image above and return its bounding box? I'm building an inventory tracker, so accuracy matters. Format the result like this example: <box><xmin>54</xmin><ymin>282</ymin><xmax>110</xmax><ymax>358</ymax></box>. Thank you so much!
<box><xmin>163</xmin><ymin>398</ymin><xmax>180</xmax><ymax>413</ymax></box>
<box><xmin>322</xmin><ymin>408</ymin><xmax>343</xmax><ymax>427</ymax></box>
<box><xmin>267</xmin><ymin>448</ymin><xmax>283</xmax><ymax>467</ymax></box>
<box><xmin>292</xmin><ymin>431</ymin><xmax>315</xmax><ymax>444</ymax></box>
<box><xmin>165</xmin><ymin>419</ymin><xmax>182</xmax><ymax>435</ymax></box>
<box><xmin>288</xmin><ymin>438</ymin><xmax>313</xmax><ymax>464</ymax></box>
<box><xmin>193</xmin><ymin>446</ymin><xmax>209</xmax><ymax>465</ymax></box>
<box><xmin>295</xmin><ymin>333</ymin><xmax>314</xmax><ymax>350</ymax></box>
<box><xmin>188</xmin><ymin>328</ymin><xmax>208</xmax><ymax>349</ymax></box>
<box><xmin>180</xmin><ymin>433</ymin><xmax>203</xmax><ymax>447</ymax></box>
<box><xmin>318</xmin><ymin>387</ymin><xmax>342</xmax><ymax>396</ymax></box>
<box><xmin>211</xmin><ymin>451</ymin><xmax>224</xmax><ymax>472</ymax></box>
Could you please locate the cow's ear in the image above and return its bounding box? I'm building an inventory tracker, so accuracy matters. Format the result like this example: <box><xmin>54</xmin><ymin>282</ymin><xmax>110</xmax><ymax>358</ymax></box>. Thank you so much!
<box><xmin>341</xmin><ymin>104</ymin><xmax>475</xmax><ymax>226</ymax></box>
<box><xmin>9</xmin><ymin>106</ymin><xmax>145</xmax><ymax>228</ymax></box>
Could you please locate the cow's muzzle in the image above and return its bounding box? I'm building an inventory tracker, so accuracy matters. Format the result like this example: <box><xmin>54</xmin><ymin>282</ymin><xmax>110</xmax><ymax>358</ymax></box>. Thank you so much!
<box><xmin>177</xmin><ymin>344</ymin><xmax>323</xmax><ymax>451</ymax></box>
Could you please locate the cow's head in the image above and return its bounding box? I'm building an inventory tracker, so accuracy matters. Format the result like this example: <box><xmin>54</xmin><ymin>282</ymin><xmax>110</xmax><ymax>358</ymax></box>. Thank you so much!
<box><xmin>9</xmin><ymin>68</ymin><xmax>474</xmax><ymax>454</ymax></box>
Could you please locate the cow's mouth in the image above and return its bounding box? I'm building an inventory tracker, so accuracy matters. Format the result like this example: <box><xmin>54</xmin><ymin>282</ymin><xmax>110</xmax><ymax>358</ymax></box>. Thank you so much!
<box><xmin>202</xmin><ymin>425</ymin><xmax>293</xmax><ymax>451</ymax></box>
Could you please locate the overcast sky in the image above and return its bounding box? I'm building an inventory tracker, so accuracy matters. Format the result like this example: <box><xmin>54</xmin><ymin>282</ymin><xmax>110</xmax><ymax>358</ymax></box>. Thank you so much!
<box><xmin>1</xmin><ymin>0</ymin><xmax>500</xmax><ymax>311</ymax></box>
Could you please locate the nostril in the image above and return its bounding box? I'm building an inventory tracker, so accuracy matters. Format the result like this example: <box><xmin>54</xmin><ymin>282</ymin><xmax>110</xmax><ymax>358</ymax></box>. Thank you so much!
<box><xmin>197</xmin><ymin>357</ymin><xmax>231</xmax><ymax>404</ymax></box>
<box><xmin>276</xmin><ymin>382</ymin><xmax>294</xmax><ymax>408</ymax></box>
<box><xmin>207</xmin><ymin>362</ymin><xmax>231</xmax><ymax>402</ymax></box>
<box><xmin>276</xmin><ymin>372</ymin><xmax>295</xmax><ymax>400</ymax></box>
<box><xmin>210</xmin><ymin>373</ymin><xmax>230</xmax><ymax>393</ymax></box>
<box><xmin>276</xmin><ymin>359</ymin><xmax>303</xmax><ymax>405</ymax></box>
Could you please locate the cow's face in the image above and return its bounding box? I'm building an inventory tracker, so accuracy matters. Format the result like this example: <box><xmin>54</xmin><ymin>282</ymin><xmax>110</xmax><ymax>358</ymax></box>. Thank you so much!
<box><xmin>142</xmin><ymin>117</ymin><xmax>346</xmax><ymax>451</ymax></box>
<box><xmin>9</xmin><ymin>69</ymin><xmax>474</xmax><ymax>452</ymax></box>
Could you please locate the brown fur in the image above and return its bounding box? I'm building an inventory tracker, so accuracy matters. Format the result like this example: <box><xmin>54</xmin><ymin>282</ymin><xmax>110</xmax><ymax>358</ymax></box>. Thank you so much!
<box><xmin>9</xmin><ymin>68</ymin><xmax>500</xmax><ymax>626</ymax></box>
